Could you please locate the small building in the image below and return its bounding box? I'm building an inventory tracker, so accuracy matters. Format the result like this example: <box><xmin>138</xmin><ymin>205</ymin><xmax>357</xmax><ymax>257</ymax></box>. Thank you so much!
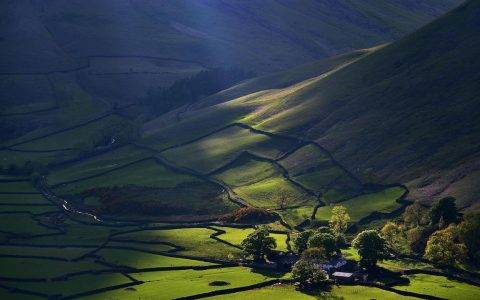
<box><xmin>331</xmin><ymin>271</ymin><xmax>354</xmax><ymax>283</ymax></box>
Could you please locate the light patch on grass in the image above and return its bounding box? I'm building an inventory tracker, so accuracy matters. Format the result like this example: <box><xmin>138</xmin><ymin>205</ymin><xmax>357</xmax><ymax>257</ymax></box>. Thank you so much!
<box><xmin>315</xmin><ymin>187</ymin><xmax>405</xmax><ymax>222</ymax></box>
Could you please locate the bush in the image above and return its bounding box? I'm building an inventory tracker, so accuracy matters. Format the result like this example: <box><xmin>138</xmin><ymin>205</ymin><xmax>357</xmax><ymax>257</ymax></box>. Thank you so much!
<box><xmin>292</xmin><ymin>259</ymin><xmax>328</xmax><ymax>289</ymax></box>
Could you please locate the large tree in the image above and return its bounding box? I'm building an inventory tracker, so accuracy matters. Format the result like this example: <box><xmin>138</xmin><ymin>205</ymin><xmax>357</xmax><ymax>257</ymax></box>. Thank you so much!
<box><xmin>241</xmin><ymin>227</ymin><xmax>276</xmax><ymax>261</ymax></box>
<box><xmin>307</xmin><ymin>232</ymin><xmax>338</xmax><ymax>258</ymax></box>
<box><xmin>352</xmin><ymin>230</ymin><xmax>388</xmax><ymax>269</ymax></box>
<box><xmin>424</xmin><ymin>225</ymin><xmax>467</xmax><ymax>265</ymax></box>
<box><xmin>329</xmin><ymin>205</ymin><xmax>350</xmax><ymax>234</ymax></box>
<box><xmin>291</xmin><ymin>259</ymin><xmax>328</xmax><ymax>290</ymax></box>
<box><xmin>429</xmin><ymin>197</ymin><xmax>458</xmax><ymax>226</ymax></box>
<box><xmin>380</xmin><ymin>222</ymin><xmax>408</xmax><ymax>254</ymax></box>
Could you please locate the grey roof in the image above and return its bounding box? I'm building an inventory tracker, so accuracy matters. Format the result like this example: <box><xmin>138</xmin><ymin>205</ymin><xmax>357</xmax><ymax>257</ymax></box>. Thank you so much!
<box><xmin>332</xmin><ymin>271</ymin><xmax>353</xmax><ymax>278</ymax></box>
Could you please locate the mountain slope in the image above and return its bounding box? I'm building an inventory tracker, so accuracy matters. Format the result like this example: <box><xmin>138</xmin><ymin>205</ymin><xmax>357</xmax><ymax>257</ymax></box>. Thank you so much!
<box><xmin>0</xmin><ymin>0</ymin><xmax>462</xmax><ymax>107</ymax></box>
<box><xmin>146</xmin><ymin>0</ymin><xmax>480</xmax><ymax>209</ymax></box>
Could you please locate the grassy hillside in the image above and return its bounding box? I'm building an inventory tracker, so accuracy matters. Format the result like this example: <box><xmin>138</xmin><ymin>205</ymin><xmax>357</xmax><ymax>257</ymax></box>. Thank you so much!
<box><xmin>147</xmin><ymin>0</ymin><xmax>480</xmax><ymax>209</ymax></box>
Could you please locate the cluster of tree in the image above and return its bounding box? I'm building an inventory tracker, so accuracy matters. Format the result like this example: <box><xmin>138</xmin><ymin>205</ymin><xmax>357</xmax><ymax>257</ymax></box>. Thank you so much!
<box><xmin>142</xmin><ymin>68</ymin><xmax>254</xmax><ymax>117</ymax></box>
<box><xmin>289</xmin><ymin>205</ymin><xmax>351</xmax><ymax>289</ymax></box>
<box><xmin>218</xmin><ymin>207</ymin><xmax>277</xmax><ymax>224</ymax></box>
<box><xmin>379</xmin><ymin>197</ymin><xmax>480</xmax><ymax>267</ymax></box>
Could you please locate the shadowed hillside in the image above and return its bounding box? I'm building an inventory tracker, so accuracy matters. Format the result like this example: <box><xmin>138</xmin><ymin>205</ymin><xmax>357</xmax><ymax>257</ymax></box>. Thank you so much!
<box><xmin>146</xmin><ymin>0</ymin><xmax>480</xmax><ymax>209</ymax></box>
<box><xmin>0</xmin><ymin>0</ymin><xmax>462</xmax><ymax>105</ymax></box>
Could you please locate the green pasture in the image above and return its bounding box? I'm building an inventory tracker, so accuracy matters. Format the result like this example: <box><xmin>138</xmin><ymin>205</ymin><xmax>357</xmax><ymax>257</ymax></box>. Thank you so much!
<box><xmin>213</xmin><ymin>157</ymin><xmax>279</xmax><ymax>187</ymax></box>
<box><xmin>0</xmin><ymin>257</ymin><xmax>104</xmax><ymax>279</ymax></box>
<box><xmin>26</xmin><ymin>220</ymin><xmax>114</xmax><ymax>246</ymax></box>
<box><xmin>54</xmin><ymin>159</ymin><xmax>200</xmax><ymax>194</ymax></box>
<box><xmin>1</xmin><ymin>100</ymin><xmax>56</xmax><ymax>115</ymax></box>
<box><xmin>277</xmin><ymin>206</ymin><xmax>316</xmax><ymax>227</ymax></box>
<box><xmin>46</xmin><ymin>145</ymin><xmax>153</xmax><ymax>185</ymax></box>
<box><xmin>0</xmin><ymin>213</ymin><xmax>59</xmax><ymax>236</ymax></box>
<box><xmin>394</xmin><ymin>273</ymin><xmax>480</xmax><ymax>300</ymax></box>
<box><xmin>162</xmin><ymin>125</ymin><xmax>295</xmax><ymax>173</ymax></box>
<box><xmin>0</xmin><ymin>204</ymin><xmax>57</xmax><ymax>214</ymax></box>
<box><xmin>0</xmin><ymin>245</ymin><xmax>91</xmax><ymax>260</ymax></box>
<box><xmin>0</xmin><ymin>194</ymin><xmax>50</xmax><ymax>205</ymax></box>
<box><xmin>12</xmin><ymin>114</ymin><xmax>125</xmax><ymax>151</ymax></box>
<box><xmin>112</xmin><ymin>227</ymin><xmax>242</xmax><ymax>259</ymax></box>
<box><xmin>315</xmin><ymin>186</ymin><xmax>405</xmax><ymax>222</ymax></box>
<box><xmin>278</xmin><ymin>144</ymin><xmax>331</xmax><ymax>175</ymax></box>
<box><xmin>96</xmin><ymin>248</ymin><xmax>216</xmax><ymax>269</ymax></box>
<box><xmin>0</xmin><ymin>181</ymin><xmax>38</xmax><ymax>193</ymax></box>
<box><xmin>9</xmin><ymin>273</ymin><xmax>132</xmax><ymax>298</ymax></box>
<box><xmin>0</xmin><ymin>289</ymin><xmax>43</xmax><ymax>300</ymax></box>
<box><xmin>106</xmin><ymin>241</ymin><xmax>175</xmax><ymax>253</ymax></box>
<box><xmin>207</xmin><ymin>283</ymin><xmax>417</xmax><ymax>299</ymax></box>
<box><xmin>86</xmin><ymin>267</ymin><xmax>286</xmax><ymax>299</ymax></box>
<box><xmin>378</xmin><ymin>259</ymin><xmax>434</xmax><ymax>272</ymax></box>
<box><xmin>235</xmin><ymin>177</ymin><xmax>314</xmax><ymax>208</ymax></box>
<box><xmin>213</xmin><ymin>156</ymin><xmax>315</xmax><ymax>208</ymax></box>
<box><xmin>0</xmin><ymin>148</ymin><xmax>73</xmax><ymax>166</ymax></box>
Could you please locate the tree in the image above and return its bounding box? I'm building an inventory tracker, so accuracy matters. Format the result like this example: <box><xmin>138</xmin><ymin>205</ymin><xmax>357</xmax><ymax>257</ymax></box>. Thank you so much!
<box><xmin>329</xmin><ymin>205</ymin><xmax>350</xmax><ymax>234</ymax></box>
<box><xmin>293</xmin><ymin>230</ymin><xmax>314</xmax><ymax>254</ymax></box>
<box><xmin>241</xmin><ymin>227</ymin><xmax>276</xmax><ymax>261</ymax></box>
<box><xmin>291</xmin><ymin>259</ymin><xmax>328</xmax><ymax>289</ymax></box>
<box><xmin>352</xmin><ymin>230</ymin><xmax>388</xmax><ymax>269</ymax></box>
<box><xmin>458</xmin><ymin>212</ymin><xmax>480</xmax><ymax>261</ymax></box>
<box><xmin>380</xmin><ymin>222</ymin><xmax>408</xmax><ymax>254</ymax></box>
<box><xmin>403</xmin><ymin>202</ymin><xmax>429</xmax><ymax>227</ymax></box>
<box><xmin>424</xmin><ymin>225</ymin><xmax>467</xmax><ymax>265</ymax></box>
<box><xmin>277</xmin><ymin>190</ymin><xmax>292</xmax><ymax>210</ymax></box>
<box><xmin>429</xmin><ymin>197</ymin><xmax>458</xmax><ymax>226</ymax></box>
<box><xmin>307</xmin><ymin>232</ymin><xmax>338</xmax><ymax>258</ymax></box>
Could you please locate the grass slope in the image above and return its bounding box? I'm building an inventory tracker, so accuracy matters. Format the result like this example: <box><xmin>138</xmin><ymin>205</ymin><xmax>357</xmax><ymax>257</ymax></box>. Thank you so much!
<box><xmin>162</xmin><ymin>125</ymin><xmax>296</xmax><ymax>174</ymax></box>
<box><xmin>315</xmin><ymin>187</ymin><xmax>406</xmax><ymax>222</ymax></box>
